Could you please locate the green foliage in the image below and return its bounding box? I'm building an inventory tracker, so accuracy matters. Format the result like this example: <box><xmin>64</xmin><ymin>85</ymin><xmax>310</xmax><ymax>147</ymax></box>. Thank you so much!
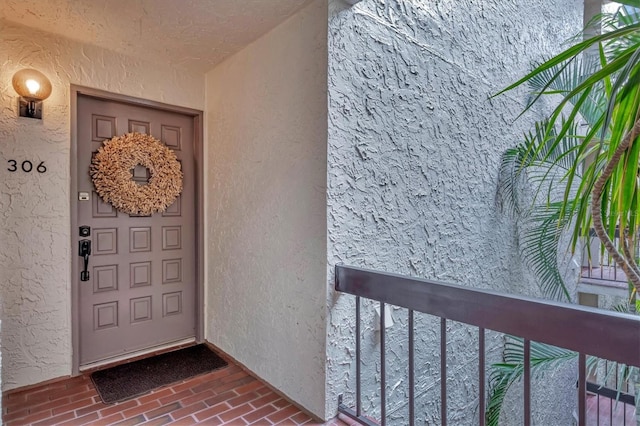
<box><xmin>490</xmin><ymin>4</ymin><xmax>640</xmax><ymax>423</ymax></box>
<box><xmin>498</xmin><ymin>3</ymin><xmax>640</xmax><ymax>299</ymax></box>
<box><xmin>499</xmin><ymin>119</ymin><xmax>582</xmax><ymax>301</ymax></box>
<box><xmin>486</xmin><ymin>337</ymin><xmax>633</xmax><ymax>426</ymax></box>
<box><xmin>486</xmin><ymin>337</ymin><xmax>577</xmax><ymax>426</ymax></box>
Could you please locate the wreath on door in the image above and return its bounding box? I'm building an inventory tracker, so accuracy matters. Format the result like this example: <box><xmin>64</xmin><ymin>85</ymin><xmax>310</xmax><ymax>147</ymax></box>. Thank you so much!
<box><xmin>90</xmin><ymin>132</ymin><xmax>183</xmax><ymax>216</ymax></box>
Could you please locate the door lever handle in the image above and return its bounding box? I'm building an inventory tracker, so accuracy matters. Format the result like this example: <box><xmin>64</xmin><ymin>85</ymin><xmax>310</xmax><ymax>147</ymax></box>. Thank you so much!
<box><xmin>79</xmin><ymin>239</ymin><xmax>91</xmax><ymax>281</ymax></box>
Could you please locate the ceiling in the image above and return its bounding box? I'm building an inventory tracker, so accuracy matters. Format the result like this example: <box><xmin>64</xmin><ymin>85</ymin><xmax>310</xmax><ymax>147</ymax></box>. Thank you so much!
<box><xmin>0</xmin><ymin>0</ymin><xmax>315</xmax><ymax>74</ymax></box>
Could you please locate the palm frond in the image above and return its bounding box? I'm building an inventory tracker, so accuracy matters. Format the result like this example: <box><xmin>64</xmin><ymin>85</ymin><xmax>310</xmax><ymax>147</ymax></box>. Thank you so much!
<box><xmin>486</xmin><ymin>362</ymin><xmax>520</xmax><ymax>426</ymax></box>
<box><xmin>602</xmin><ymin>5</ymin><xmax>640</xmax><ymax>59</ymax></box>
<box><xmin>526</xmin><ymin>55</ymin><xmax>606</xmax><ymax>126</ymax></box>
<box><xmin>505</xmin><ymin>338</ymin><xmax>577</xmax><ymax>372</ymax></box>
<box><xmin>487</xmin><ymin>337</ymin><xmax>638</xmax><ymax>426</ymax></box>
<box><xmin>498</xmin><ymin>120</ymin><xmax>582</xmax><ymax>217</ymax></box>
<box><xmin>489</xmin><ymin>6</ymin><xmax>640</xmax><ymax>425</ymax></box>
<box><xmin>486</xmin><ymin>337</ymin><xmax>636</xmax><ymax>425</ymax></box>
<box><xmin>486</xmin><ymin>337</ymin><xmax>577</xmax><ymax>426</ymax></box>
<box><xmin>498</xmin><ymin>119</ymin><xmax>584</xmax><ymax>302</ymax></box>
<box><xmin>520</xmin><ymin>202</ymin><xmax>574</xmax><ymax>301</ymax></box>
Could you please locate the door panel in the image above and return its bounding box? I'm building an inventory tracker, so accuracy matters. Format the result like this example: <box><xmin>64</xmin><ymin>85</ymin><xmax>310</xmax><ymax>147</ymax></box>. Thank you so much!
<box><xmin>76</xmin><ymin>95</ymin><xmax>196</xmax><ymax>365</ymax></box>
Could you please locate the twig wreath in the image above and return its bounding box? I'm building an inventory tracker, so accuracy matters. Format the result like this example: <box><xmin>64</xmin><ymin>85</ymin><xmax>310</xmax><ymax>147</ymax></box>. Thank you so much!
<box><xmin>90</xmin><ymin>132</ymin><xmax>183</xmax><ymax>216</ymax></box>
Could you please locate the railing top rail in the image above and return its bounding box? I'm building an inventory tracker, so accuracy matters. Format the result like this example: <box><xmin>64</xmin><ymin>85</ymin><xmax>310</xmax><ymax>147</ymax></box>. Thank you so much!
<box><xmin>335</xmin><ymin>265</ymin><xmax>640</xmax><ymax>367</ymax></box>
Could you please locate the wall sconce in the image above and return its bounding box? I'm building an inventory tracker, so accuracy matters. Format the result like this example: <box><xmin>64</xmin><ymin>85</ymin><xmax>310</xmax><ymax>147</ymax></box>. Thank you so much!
<box><xmin>12</xmin><ymin>69</ymin><xmax>52</xmax><ymax>119</ymax></box>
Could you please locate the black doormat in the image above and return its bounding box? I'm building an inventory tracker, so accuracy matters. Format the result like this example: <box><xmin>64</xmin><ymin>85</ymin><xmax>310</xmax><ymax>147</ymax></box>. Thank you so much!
<box><xmin>90</xmin><ymin>344</ymin><xmax>228</xmax><ymax>404</ymax></box>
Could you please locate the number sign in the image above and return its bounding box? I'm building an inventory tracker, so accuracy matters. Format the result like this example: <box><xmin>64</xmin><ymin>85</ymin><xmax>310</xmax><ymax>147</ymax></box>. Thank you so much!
<box><xmin>7</xmin><ymin>160</ymin><xmax>47</xmax><ymax>173</ymax></box>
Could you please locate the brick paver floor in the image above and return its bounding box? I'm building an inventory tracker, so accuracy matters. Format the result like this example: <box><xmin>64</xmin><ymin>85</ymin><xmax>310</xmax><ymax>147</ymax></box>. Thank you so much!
<box><xmin>2</xmin><ymin>347</ymin><xmax>351</xmax><ymax>426</ymax></box>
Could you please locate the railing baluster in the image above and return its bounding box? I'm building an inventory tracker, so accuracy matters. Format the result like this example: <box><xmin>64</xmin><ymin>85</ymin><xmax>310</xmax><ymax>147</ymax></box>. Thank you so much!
<box><xmin>441</xmin><ymin>317</ymin><xmax>447</xmax><ymax>426</ymax></box>
<box><xmin>479</xmin><ymin>327</ymin><xmax>485</xmax><ymax>426</ymax></box>
<box><xmin>613</xmin><ymin>362</ymin><xmax>618</xmax><ymax>426</ymax></box>
<box><xmin>524</xmin><ymin>339</ymin><xmax>531</xmax><ymax>426</ymax></box>
<box><xmin>608</xmin><ymin>361</ymin><xmax>613</xmax><ymax>426</ymax></box>
<box><xmin>578</xmin><ymin>353</ymin><xmax>586</xmax><ymax>426</ymax></box>
<box><xmin>356</xmin><ymin>296</ymin><xmax>361</xmax><ymax>418</ymax></box>
<box><xmin>409</xmin><ymin>309</ymin><xmax>415</xmax><ymax>426</ymax></box>
<box><xmin>380</xmin><ymin>301</ymin><xmax>386</xmax><ymax>426</ymax></box>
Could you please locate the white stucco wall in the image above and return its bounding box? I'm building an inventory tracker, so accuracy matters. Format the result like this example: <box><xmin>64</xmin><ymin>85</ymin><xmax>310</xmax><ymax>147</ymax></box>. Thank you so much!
<box><xmin>0</xmin><ymin>20</ymin><xmax>205</xmax><ymax>390</ymax></box>
<box><xmin>326</xmin><ymin>0</ymin><xmax>582</xmax><ymax>423</ymax></box>
<box><xmin>205</xmin><ymin>0</ymin><xmax>328</xmax><ymax>419</ymax></box>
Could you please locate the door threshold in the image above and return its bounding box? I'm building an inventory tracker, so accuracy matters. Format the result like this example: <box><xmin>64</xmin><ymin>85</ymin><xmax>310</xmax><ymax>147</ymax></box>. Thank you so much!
<box><xmin>79</xmin><ymin>337</ymin><xmax>196</xmax><ymax>372</ymax></box>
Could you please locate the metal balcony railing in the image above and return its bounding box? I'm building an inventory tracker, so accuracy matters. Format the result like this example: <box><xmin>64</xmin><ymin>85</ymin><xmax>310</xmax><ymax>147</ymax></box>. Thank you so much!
<box><xmin>586</xmin><ymin>377</ymin><xmax>635</xmax><ymax>425</ymax></box>
<box><xmin>582</xmin><ymin>231</ymin><xmax>640</xmax><ymax>284</ymax></box>
<box><xmin>334</xmin><ymin>264</ymin><xmax>640</xmax><ymax>426</ymax></box>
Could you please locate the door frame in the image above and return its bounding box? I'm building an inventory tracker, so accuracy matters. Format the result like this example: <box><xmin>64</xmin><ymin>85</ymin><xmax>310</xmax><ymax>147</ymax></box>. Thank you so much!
<box><xmin>70</xmin><ymin>85</ymin><xmax>205</xmax><ymax>374</ymax></box>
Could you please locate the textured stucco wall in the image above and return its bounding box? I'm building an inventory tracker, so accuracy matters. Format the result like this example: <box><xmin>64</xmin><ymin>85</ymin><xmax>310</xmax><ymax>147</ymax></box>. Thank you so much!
<box><xmin>205</xmin><ymin>1</ymin><xmax>328</xmax><ymax>419</ymax></box>
<box><xmin>0</xmin><ymin>20</ymin><xmax>204</xmax><ymax>390</ymax></box>
<box><xmin>327</xmin><ymin>0</ymin><xmax>582</xmax><ymax>422</ymax></box>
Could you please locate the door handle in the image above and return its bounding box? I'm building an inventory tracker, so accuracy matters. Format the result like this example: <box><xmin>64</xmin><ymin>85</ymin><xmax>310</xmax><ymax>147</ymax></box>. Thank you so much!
<box><xmin>79</xmin><ymin>239</ymin><xmax>91</xmax><ymax>281</ymax></box>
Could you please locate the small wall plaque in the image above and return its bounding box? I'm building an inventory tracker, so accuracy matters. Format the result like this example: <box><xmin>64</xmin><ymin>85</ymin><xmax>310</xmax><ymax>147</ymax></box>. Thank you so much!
<box><xmin>78</xmin><ymin>192</ymin><xmax>90</xmax><ymax>201</ymax></box>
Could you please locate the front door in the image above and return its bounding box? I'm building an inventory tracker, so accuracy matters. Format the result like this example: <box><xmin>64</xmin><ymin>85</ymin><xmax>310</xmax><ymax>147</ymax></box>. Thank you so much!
<box><xmin>76</xmin><ymin>94</ymin><xmax>196</xmax><ymax>366</ymax></box>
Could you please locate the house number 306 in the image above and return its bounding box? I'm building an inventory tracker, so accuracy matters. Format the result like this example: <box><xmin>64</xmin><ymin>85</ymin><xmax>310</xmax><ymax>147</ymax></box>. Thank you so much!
<box><xmin>7</xmin><ymin>160</ymin><xmax>47</xmax><ymax>173</ymax></box>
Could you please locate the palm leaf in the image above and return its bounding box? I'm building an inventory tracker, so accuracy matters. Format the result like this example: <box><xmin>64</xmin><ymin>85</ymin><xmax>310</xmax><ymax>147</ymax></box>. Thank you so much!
<box><xmin>486</xmin><ymin>337</ymin><xmax>637</xmax><ymax>425</ymax></box>
<box><xmin>520</xmin><ymin>203</ymin><xmax>574</xmax><ymax>301</ymax></box>
<box><xmin>498</xmin><ymin>120</ymin><xmax>583</xmax><ymax>302</ymax></box>
<box><xmin>486</xmin><ymin>337</ymin><xmax>577</xmax><ymax>426</ymax></box>
<box><xmin>498</xmin><ymin>120</ymin><xmax>581</xmax><ymax>214</ymax></box>
<box><xmin>601</xmin><ymin>5</ymin><xmax>640</xmax><ymax>58</ymax></box>
<box><xmin>526</xmin><ymin>55</ymin><xmax>606</xmax><ymax>126</ymax></box>
<box><xmin>492</xmin><ymin>21</ymin><xmax>640</xmax><ymax>107</ymax></box>
<box><xmin>489</xmin><ymin>6</ymin><xmax>640</xmax><ymax>425</ymax></box>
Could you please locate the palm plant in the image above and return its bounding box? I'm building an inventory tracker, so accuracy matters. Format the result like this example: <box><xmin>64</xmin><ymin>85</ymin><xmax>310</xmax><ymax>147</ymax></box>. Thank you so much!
<box><xmin>498</xmin><ymin>4</ymin><xmax>640</xmax><ymax>301</ymax></box>
<box><xmin>486</xmin><ymin>337</ymin><xmax>634</xmax><ymax>425</ymax></box>
<box><xmin>488</xmin><ymin>3</ymin><xmax>640</xmax><ymax>424</ymax></box>
<box><xmin>486</xmin><ymin>337</ymin><xmax>579</xmax><ymax>426</ymax></box>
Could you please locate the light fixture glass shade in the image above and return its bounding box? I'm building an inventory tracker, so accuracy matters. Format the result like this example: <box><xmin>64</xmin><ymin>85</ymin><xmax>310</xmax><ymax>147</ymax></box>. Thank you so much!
<box><xmin>12</xmin><ymin>69</ymin><xmax>52</xmax><ymax>101</ymax></box>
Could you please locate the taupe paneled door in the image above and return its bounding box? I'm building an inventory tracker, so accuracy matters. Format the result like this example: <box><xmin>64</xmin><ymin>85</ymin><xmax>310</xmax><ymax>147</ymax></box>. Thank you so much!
<box><xmin>77</xmin><ymin>95</ymin><xmax>196</xmax><ymax>365</ymax></box>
